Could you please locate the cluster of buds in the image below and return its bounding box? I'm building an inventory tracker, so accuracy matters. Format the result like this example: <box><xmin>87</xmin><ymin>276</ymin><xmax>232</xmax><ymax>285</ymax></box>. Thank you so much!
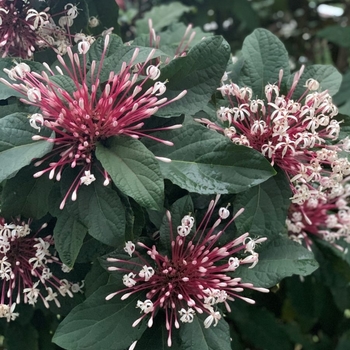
<box><xmin>0</xmin><ymin>218</ymin><xmax>82</xmax><ymax>321</ymax></box>
<box><xmin>105</xmin><ymin>195</ymin><xmax>268</xmax><ymax>348</ymax></box>
<box><xmin>196</xmin><ymin>66</ymin><xmax>350</xmax><ymax>249</ymax></box>
<box><xmin>0</xmin><ymin>1</ymin><xmax>83</xmax><ymax>58</ymax></box>
<box><xmin>0</xmin><ymin>35</ymin><xmax>186</xmax><ymax>208</ymax></box>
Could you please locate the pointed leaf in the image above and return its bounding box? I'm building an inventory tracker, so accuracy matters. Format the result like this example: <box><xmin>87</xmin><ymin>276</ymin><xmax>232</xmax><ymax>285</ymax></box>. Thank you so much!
<box><xmin>179</xmin><ymin>313</ymin><xmax>231</xmax><ymax>350</ymax></box>
<box><xmin>96</xmin><ymin>136</ymin><xmax>164</xmax><ymax>210</ymax></box>
<box><xmin>148</xmin><ymin>122</ymin><xmax>275</xmax><ymax>194</ymax></box>
<box><xmin>62</xmin><ymin>171</ymin><xmax>126</xmax><ymax>247</ymax></box>
<box><xmin>234</xmin><ymin>168</ymin><xmax>291</xmax><ymax>238</ymax></box>
<box><xmin>54</xmin><ymin>211</ymin><xmax>87</xmax><ymax>268</ymax></box>
<box><xmin>234</xmin><ymin>236</ymin><xmax>319</xmax><ymax>288</ymax></box>
<box><xmin>239</xmin><ymin>28</ymin><xmax>290</xmax><ymax>98</ymax></box>
<box><xmin>53</xmin><ymin>283</ymin><xmax>148</xmax><ymax>350</ymax></box>
<box><xmin>0</xmin><ymin>113</ymin><xmax>53</xmax><ymax>182</ymax></box>
<box><xmin>1</xmin><ymin>164</ymin><xmax>53</xmax><ymax>219</ymax></box>
<box><xmin>288</xmin><ymin>64</ymin><xmax>342</xmax><ymax>98</ymax></box>
<box><xmin>158</xmin><ymin>36</ymin><xmax>231</xmax><ymax>116</ymax></box>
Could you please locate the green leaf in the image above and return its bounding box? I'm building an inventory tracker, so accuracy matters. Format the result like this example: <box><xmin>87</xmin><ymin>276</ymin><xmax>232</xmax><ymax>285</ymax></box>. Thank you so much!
<box><xmin>54</xmin><ymin>211</ymin><xmax>87</xmax><ymax>268</ymax></box>
<box><xmin>62</xmin><ymin>173</ymin><xmax>126</xmax><ymax>247</ymax></box>
<box><xmin>239</xmin><ymin>28</ymin><xmax>290</xmax><ymax>98</ymax></box>
<box><xmin>317</xmin><ymin>25</ymin><xmax>350</xmax><ymax>48</ymax></box>
<box><xmin>135</xmin><ymin>313</ymin><xmax>181</xmax><ymax>350</ymax></box>
<box><xmin>234</xmin><ymin>168</ymin><xmax>291</xmax><ymax>238</ymax></box>
<box><xmin>1</xmin><ymin>164</ymin><xmax>53</xmax><ymax>219</ymax></box>
<box><xmin>0</xmin><ymin>113</ymin><xmax>53</xmax><ymax>182</ymax></box>
<box><xmin>148</xmin><ymin>122</ymin><xmax>275</xmax><ymax>194</ymax></box>
<box><xmin>84</xmin><ymin>261</ymin><xmax>110</xmax><ymax>298</ymax></box>
<box><xmin>5</xmin><ymin>322</ymin><xmax>39</xmax><ymax>350</ymax></box>
<box><xmin>158</xmin><ymin>36</ymin><xmax>231</xmax><ymax>116</ymax></box>
<box><xmin>53</xmin><ymin>283</ymin><xmax>148</xmax><ymax>350</ymax></box>
<box><xmin>234</xmin><ymin>236</ymin><xmax>319</xmax><ymax>288</ymax></box>
<box><xmin>135</xmin><ymin>2</ymin><xmax>192</xmax><ymax>34</ymax></box>
<box><xmin>227</xmin><ymin>300</ymin><xmax>293</xmax><ymax>350</ymax></box>
<box><xmin>333</xmin><ymin>69</ymin><xmax>350</xmax><ymax>108</ymax></box>
<box><xmin>96</xmin><ymin>136</ymin><xmax>164</xmax><ymax>210</ymax></box>
<box><xmin>288</xmin><ymin>64</ymin><xmax>342</xmax><ymax>98</ymax></box>
<box><xmin>179</xmin><ymin>313</ymin><xmax>231</xmax><ymax>350</ymax></box>
<box><xmin>87</xmin><ymin>34</ymin><xmax>124</xmax><ymax>63</ymax></box>
<box><xmin>49</xmin><ymin>75</ymin><xmax>79</xmax><ymax>94</ymax></box>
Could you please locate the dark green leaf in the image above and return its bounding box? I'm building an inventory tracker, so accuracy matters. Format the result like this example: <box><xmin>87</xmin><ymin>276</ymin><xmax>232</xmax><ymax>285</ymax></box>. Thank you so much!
<box><xmin>158</xmin><ymin>36</ymin><xmax>231</xmax><ymax>116</ymax></box>
<box><xmin>239</xmin><ymin>28</ymin><xmax>290</xmax><ymax>98</ymax></box>
<box><xmin>288</xmin><ymin>64</ymin><xmax>342</xmax><ymax>98</ymax></box>
<box><xmin>179</xmin><ymin>313</ymin><xmax>231</xmax><ymax>350</ymax></box>
<box><xmin>234</xmin><ymin>168</ymin><xmax>291</xmax><ymax>238</ymax></box>
<box><xmin>0</xmin><ymin>113</ymin><xmax>53</xmax><ymax>182</ymax></box>
<box><xmin>148</xmin><ymin>122</ymin><xmax>275</xmax><ymax>194</ymax></box>
<box><xmin>84</xmin><ymin>261</ymin><xmax>110</xmax><ymax>298</ymax></box>
<box><xmin>234</xmin><ymin>236</ymin><xmax>319</xmax><ymax>288</ymax></box>
<box><xmin>96</xmin><ymin>136</ymin><xmax>164</xmax><ymax>210</ymax></box>
<box><xmin>5</xmin><ymin>322</ymin><xmax>38</xmax><ymax>350</ymax></box>
<box><xmin>53</xmin><ymin>283</ymin><xmax>148</xmax><ymax>350</ymax></box>
<box><xmin>317</xmin><ymin>25</ymin><xmax>350</xmax><ymax>48</ymax></box>
<box><xmin>227</xmin><ymin>300</ymin><xmax>293</xmax><ymax>350</ymax></box>
<box><xmin>62</xmin><ymin>170</ymin><xmax>126</xmax><ymax>247</ymax></box>
<box><xmin>1</xmin><ymin>164</ymin><xmax>53</xmax><ymax>219</ymax></box>
<box><xmin>135</xmin><ymin>2</ymin><xmax>192</xmax><ymax>34</ymax></box>
<box><xmin>87</xmin><ymin>34</ymin><xmax>123</xmax><ymax>63</ymax></box>
<box><xmin>54</xmin><ymin>211</ymin><xmax>87</xmax><ymax>268</ymax></box>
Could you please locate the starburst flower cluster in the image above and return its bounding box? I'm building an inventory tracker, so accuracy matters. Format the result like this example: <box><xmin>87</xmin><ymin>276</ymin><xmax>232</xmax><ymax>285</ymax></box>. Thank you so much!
<box><xmin>287</xmin><ymin>176</ymin><xmax>350</xmax><ymax>251</ymax></box>
<box><xmin>196</xmin><ymin>66</ymin><xmax>350</xmax><ymax>250</ymax></box>
<box><xmin>0</xmin><ymin>218</ymin><xmax>82</xmax><ymax>322</ymax></box>
<box><xmin>105</xmin><ymin>195</ymin><xmax>268</xmax><ymax>347</ymax></box>
<box><xmin>1</xmin><ymin>35</ymin><xmax>186</xmax><ymax>208</ymax></box>
<box><xmin>196</xmin><ymin>66</ymin><xmax>348</xmax><ymax>200</ymax></box>
<box><xmin>0</xmin><ymin>1</ymin><xmax>84</xmax><ymax>58</ymax></box>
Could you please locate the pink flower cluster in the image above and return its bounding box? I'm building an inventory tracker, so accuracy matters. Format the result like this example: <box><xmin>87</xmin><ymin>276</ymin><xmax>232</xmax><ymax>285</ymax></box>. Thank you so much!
<box><xmin>105</xmin><ymin>195</ymin><xmax>268</xmax><ymax>348</ymax></box>
<box><xmin>0</xmin><ymin>218</ymin><xmax>82</xmax><ymax>321</ymax></box>
<box><xmin>196</xmin><ymin>66</ymin><xmax>350</xmax><ymax>249</ymax></box>
<box><xmin>1</xmin><ymin>35</ymin><xmax>186</xmax><ymax>208</ymax></box>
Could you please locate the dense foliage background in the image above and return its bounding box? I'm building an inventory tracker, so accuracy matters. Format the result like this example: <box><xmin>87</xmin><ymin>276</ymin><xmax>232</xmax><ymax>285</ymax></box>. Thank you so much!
<box><xmin>1</xmin><ymin>0</ymin><xmax>350</xmax><ymax>349</ymax></box>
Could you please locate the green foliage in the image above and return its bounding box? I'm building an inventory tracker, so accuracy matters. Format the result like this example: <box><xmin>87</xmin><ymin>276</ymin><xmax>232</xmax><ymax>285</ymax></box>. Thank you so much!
<box><xmin>0</xmin><ymin>113</ymin><xmax>53</xmax><ymax>182</ymax></box>
<box><xmin>96</xmin><ymin>136</ymin><xmax>164</xmax><ymax>211</ymax></box>
<box><xmin>234</xmin><ymin>236</ymin><xmax>319</xmax><ymax>288</ymax></box>
<box><xmin>239</xmin><ymin>28</ymin><xmax>290</xmax><ymax>98</ymax></box>
<box><xmin>53</xmin><ymin>283</ymin><xmax>148</xmax><ymax>350</ymax></box>
<box><xmin>148</xmin><ymin>121</ymin><xmax>276</xmax><ymax>194</ymax></box>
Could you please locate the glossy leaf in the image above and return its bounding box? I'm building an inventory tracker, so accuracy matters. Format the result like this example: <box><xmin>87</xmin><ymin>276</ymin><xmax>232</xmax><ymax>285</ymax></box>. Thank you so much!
<box><xmin>234</xmin><ymin>236</ymin><xmax>319</xmax><ymax>288</ymax></box>
<box><xmin>179</xmin><ymin>313</ymin><xmax>231</xmax><ymax>350</ymax></box>
<box><xmin>239</xmin><ymin>28</ymin><xmax>290</xmax><ymax>98</ymax></box>
<box><xmin>96</xmin><ymin>136</ymin><xmax>164</xmax><ymax>210</ymax></box>
<box><xmin>234</xmin><ymin>168</ymin><xmax>291</xmax><ymax>238</ymax></box>
<box><xmin>148</xmin><ymin>122</ymin><xmax>275</xmax><ymax>194</ymax></box>
<box><xmin>158</xmin><ymin>35</ymin><xmax>231</xmax><ymax>116</ymax></box>
<box><xmin>53</xmin><ymin>283</ymin><xmax>148</xmax><ymax>350</ymax></box>
<box><xmin>1</xmin><ymin>164</ymin><xmax>53</xmax><ymax>219</ymax></box>
<box><xmin>0</xmin><ymin>113</ymin><xmax>53</xmax><ymax>182</ymax></box>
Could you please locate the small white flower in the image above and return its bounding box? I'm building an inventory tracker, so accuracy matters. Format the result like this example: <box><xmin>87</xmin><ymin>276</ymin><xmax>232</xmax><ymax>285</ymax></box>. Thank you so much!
<box><xmin>78</xmin><ymin>40</ymin><xmax>90</xmax><ymax>54</ymax></box>
<box><xmin>204</xmin><ymin>308</ymin><xmax>221</xmax><ymax>328</ymax></box>
<box><xmin>177</xmin><ymin>224</ymin><xmax>191</xmax><ymax>237</ymax></box>
<box><xmin>178</xmin><ymin>308</ymin><xmax>195</xmax><ymax>323</ymax></box>
<box><xmin>80</xmin><ymin>170</ymin><xmax>96</xmax><ymax>185</ymax></box>
<box><xmin>146</xmin><ymin>65</ymin><xmax>161</xmax><ymax>80</ymax></box>
<box><xmin>64</xmin><ymin>3</ymin><xmax>80</xmax><ymax>19</ymax></box>
<box><xmin>304</xmin><ymin>78</ymin><xmax>320</xmax><ymax>91</ymax></box>
<box><xmin>218</xmin><ymin>207</ymin><xmax>230</xmax><ymax>219</ymax></box>
<box><xmin>29</xmin><ymin>113</ymin><xmax>44</xmax><ymax>132</ymax></box>
<box><xmin>88</xmin><ymin>16</ymin><xmax>99</xmax><ymax>28</ymax></box>
<box><xmin>136</xmin><ymin>299</ymin><xmax>154</xmax><ymax>313</ymax></box>
<box><xmin>152</xmin><ymin>81</ymin><xmax>167</xmax><ymax>96</ymax></box>
<box><xmin>124</xmin><ymin>241</ymin><xmax>135</xmax><ymax>257</ymax></box>
<box><xmin>27</xmin><ymin>87</ymin><xmax>41</xmax><ymax>102</ymax></box>
<box><xmin>139</xmin><ymin>265</ymin><xmax>155</xmax><ymax>281</ymax></box>
<box><xmin>123</xmin><ymin>272</ymin><xmax>137</xmax><ymax>287</ymax></box>
<box><xmin>227</xmin><ymin>256</ymin><xmax>240</xmax><ymax>271</ymax></box>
